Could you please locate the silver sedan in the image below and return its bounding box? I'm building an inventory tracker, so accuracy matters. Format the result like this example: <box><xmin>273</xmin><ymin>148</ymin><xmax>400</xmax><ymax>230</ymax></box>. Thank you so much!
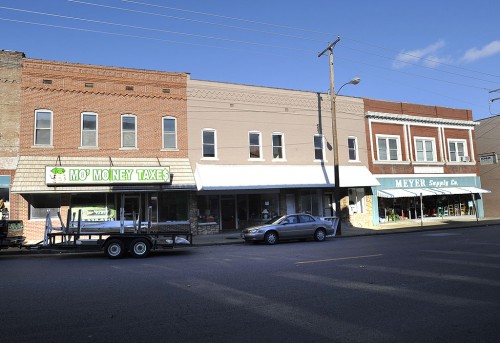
<box><xmin>241</xmin><ymin>214</ymin><xmax>335</xmax><ymax>245</ymax></box>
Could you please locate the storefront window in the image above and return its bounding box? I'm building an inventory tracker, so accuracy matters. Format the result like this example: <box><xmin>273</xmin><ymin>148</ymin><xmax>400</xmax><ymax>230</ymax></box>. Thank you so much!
<box><xmin>70</xmin><ymin>193</ymin><xmax>115</xmax><ymax>221</ymax></box>
<box><xmin>248</xmin><ymin>193</ymin><xmax>279</xmax><ymax>220</ymax></box>
<box><xmin>0</xmin><ymin>185</ymin><xmax>9</xmax><ymax>220</ymax></box>
<box><xmin>301</xmin><ymin>191</ymin><xmax>321</xmax><ymax>216</ymax></box>
<box><xmin>158</xmin><ymin>192</ymin><xmax>188</xmax><ymax>222</ymax></box>
<box><xmin>197</xmin><ymin>195</ymin><xmax>219</xmax><ymax>223</ymax></box>
<box><xmin>29</xmin><ymin>194</ymin><xmax>60</xmax><ymax>220</ymax></box>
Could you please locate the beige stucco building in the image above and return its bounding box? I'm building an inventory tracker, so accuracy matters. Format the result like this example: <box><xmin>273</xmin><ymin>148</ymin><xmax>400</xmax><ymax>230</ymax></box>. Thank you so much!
<box><xmin>187</xmin><ymin>79</ymin><xmax>378</xmax><ymax>233</ymax></box>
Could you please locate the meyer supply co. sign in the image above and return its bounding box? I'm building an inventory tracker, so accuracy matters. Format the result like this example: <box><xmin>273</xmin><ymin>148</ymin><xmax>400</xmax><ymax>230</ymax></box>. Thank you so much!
<box><xmin>46</xmin><ymin>166</ymin><xmax>170</xmax><ymax>185</ymax></box>
<box><xmin>378</xmin><ymin>176</ymin><xmax>477</xmax><ymax>190</ymax></box>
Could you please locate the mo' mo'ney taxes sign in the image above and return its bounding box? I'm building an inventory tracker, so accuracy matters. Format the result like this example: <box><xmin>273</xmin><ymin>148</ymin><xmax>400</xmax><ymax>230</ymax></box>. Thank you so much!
<box><xmin>46</xmin><ymin>166</ymin><xmax>171</xmax><ymax>185</ymax></box>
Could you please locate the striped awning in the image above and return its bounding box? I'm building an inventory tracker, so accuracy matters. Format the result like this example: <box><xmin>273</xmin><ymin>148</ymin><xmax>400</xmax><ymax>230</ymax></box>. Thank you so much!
<box><xmin>377</xmin><ymin>187</ymin><xmax>490</xmax><ymax>198</ymax></box>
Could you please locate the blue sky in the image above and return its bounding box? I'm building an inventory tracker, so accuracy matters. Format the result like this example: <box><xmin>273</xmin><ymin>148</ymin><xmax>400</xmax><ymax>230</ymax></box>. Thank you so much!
<box><xmin>1</xmin><ymin>0</ymin><xmax>499</xmax><ymax>120</ymax></box>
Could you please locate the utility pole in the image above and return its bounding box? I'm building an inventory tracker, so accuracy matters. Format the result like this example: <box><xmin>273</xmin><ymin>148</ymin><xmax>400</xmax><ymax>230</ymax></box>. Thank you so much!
<box><xmin>318</xmin><ymin>36</ymin><xmax>342</xmax><ymax>235</ymax></box>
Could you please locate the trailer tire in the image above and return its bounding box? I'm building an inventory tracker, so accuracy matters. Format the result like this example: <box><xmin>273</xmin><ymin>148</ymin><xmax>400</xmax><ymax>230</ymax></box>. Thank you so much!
<box><xmin>130</xmin><ymin>238</ymin><xmax>151</xmax><ymax>258</ymax></box>
<box><xmin>104</xmin><ymin>239</ymin><xmax>125</xmax><ymax>259</ymax></box>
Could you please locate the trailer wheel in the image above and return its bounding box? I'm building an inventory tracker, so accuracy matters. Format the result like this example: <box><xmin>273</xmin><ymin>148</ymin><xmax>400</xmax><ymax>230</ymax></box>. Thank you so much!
<box><xmin>130</xmin><ymin>238</ymin><xmax>151</xmax><ymax>258</ymax></box>
<box><xmin>104</xmin><ymin>239</ymin><xmax>125</xmax><ymax>259</ymax></box>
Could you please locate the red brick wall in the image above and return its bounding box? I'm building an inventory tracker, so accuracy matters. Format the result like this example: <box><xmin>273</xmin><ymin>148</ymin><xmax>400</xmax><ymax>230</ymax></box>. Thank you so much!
<box><xmin>20</xmin><ymin>59</ymin><xmax>188</xmax><ymax>158</ymax></box>
<box><xmin>364</xmin><ymin>98</ymin><xmax>477</xmax><ymax>175</ymax></box>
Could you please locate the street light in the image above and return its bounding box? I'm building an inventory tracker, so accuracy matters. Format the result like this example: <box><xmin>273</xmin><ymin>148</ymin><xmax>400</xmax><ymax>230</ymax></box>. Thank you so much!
<box><xmin>318</xmin><ymin>37</ymin><xmax>360</xmax><ymax>236</ymax></box>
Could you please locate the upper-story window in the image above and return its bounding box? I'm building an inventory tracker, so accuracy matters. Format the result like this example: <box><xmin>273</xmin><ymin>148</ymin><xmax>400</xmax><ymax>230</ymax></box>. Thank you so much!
<box><xmin>448</xmin><ymin>139</ymin><xmax>468</xmax><ymax>162</ymax></box>
<box><xmin>34</xmin><ymin>109</ymin><xmax>53</xmax><ymax>146</ymax></box>
<box><xmin>377</xmin><ymin>135</ymin><xmax>401</xmax><ymax>161</ymax></box>
<box><xmin>272</xmin><ymin>133</ymin><xmax>285</xmax><ymax>160</ymax></box>
<box><xmin>249</xmin><ymin>131</ymin><xmax>262</xmax><ymax>159</ymax></box>
<box><xmin>414</xmin><ymin>137</ymin><xmax>436</xmax><ymax>162</ymax></box>
<box><xmin>162</xmin><ymin>117</ymin><xmax>177</xmax><ymax>150</ymax></box>
<box><xmin>314</xmin><ymin>134</ymin><xmax>325</xmax><ymax>161</ymax></box>
<box><xmin>81</xmin><ymin>112</ymin><xmax>97</xmax><ymax>147</ymax></box>
<box><xmin>121</xmin><ymin>114</ymin><xmax>137</xmax><ymax>148</ymax></box>
<box><xmin>202</xmin><ymin>129</ymin><xmax>217</xmax><ymax>158</ymax></box>
<box><xmin>348</xmin><ymin>136</ymin><xmax>358</xmax><ymax>161</ymax></box>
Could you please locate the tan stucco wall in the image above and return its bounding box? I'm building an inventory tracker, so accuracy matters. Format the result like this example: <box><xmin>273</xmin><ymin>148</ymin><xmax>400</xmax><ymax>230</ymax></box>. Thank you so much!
<box><xmin>187</xmin><ymin>79</ymin><xmax>368</xmax><ymax>168</ymax></box>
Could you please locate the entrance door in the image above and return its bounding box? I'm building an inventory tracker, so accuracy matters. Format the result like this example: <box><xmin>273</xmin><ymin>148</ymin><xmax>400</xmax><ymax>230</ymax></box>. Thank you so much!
<box><xmin>221</xmin><ymin>198</ymin><xmax>236</xmax><ymax>230</ymax></box>
<box><xmin>286</xmin><ymin>194</ymin><xmax>296</xmax><ymax>214</ymax></box>
<box><xmin>123</xmin><ymin>194</ymin><xmax>141</xmax><ymax>220</ymax></box>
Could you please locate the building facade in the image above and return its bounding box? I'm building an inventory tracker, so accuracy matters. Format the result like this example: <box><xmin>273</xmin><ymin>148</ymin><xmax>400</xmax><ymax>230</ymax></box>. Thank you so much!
<box><xmin>475</xmin><ymin>115</ymin><xmax>500</xmax><ymax>217</ymax></box>
<box><xmin>0</xmin><ymin>51</ymin><xmax>23</xmax><ymax>221</ymax></box>
<box><xmin>364</xmin><ymin>99</ymin><xmax>488</xmax><ymax>224</ymax></box>
<box><xmin>1</xmin><ymin>51</ymin><xmax>196</xmax><ymax>242</ymax></box>
<box><xmin>187</xmin><ymin>79</ymin><xmax>379</xmax><ymax>234</ymax></box>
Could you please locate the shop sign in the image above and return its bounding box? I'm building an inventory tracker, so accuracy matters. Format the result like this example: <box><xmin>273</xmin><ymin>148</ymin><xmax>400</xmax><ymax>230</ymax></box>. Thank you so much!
<box><xmin>46</xmin><ymin>166</ymin><xmax>170</xmax><ymax>185</ymax></box>
<box><xmin>479</xmin><ymin>154</ymin><xmax>497</xmax><ymax>165</ymax></box>
<box><xmin>71</xmin><ymin>207</ymin><xmax>116</xmax><ymax>221</ymax></box>
<box><xmin>377</xmin><ymin>175</ymin><xmax>477</xmax><ymax>189</ymax></box>
<box><xmin>394</xmin><ymin>178</ymin><xmax>459</xmax><ymax>188</ymax></box>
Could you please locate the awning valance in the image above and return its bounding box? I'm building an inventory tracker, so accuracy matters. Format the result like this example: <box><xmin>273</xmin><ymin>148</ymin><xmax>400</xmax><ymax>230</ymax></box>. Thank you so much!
<box><xmin>377</xmin><ymin>186</ymin><xmax>490</xmax><ymax>198</ymax></box>
<box><xmin>194</xmin><ymin>164</ymin><xmax>379</xmax><ymax>191</ymax></box>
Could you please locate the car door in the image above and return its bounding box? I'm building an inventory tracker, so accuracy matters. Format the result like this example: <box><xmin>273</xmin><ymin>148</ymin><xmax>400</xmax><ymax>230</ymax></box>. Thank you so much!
<box><xmin>298</xmin><ymin>214</ymin><xmax>317</xmax><ymax>238</ymax></box>
<box><xmin>277</xmin><ymin>215</ymin><xmax>300</xmax><ymax>239</ymax></box>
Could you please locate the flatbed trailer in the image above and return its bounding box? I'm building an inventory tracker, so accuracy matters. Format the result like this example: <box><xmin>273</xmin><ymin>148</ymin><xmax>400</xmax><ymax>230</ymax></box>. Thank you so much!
<box><xmin>42</xmin><ymin>230</ymin><xmax>192</xmax><ymax>259</ymax></box>
<box><xmin>2</xmin><ymin>208</ymin><xmax>193</xmax><ymax>259</ymax></box>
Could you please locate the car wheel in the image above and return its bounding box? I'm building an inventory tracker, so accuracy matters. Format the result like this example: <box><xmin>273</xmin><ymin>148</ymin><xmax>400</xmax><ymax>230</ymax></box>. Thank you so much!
<box><xmin>130</xmin><ymin>238</ymin><xmax>151</xmax><ymax>258</ymax></box>
<box><xmin>104</xmin><ymin>239</ymin><xmax>125</xmax><ymax>259</ymax></box>
<box><xmin>264</xmin><ymin>231</ymin><xmax>278</xmax><ymax>245</ymax></box>
<box><xmin>314</xmin><ymin>228</ymin><xmax>326</xmax><ymax>242</ymax></box>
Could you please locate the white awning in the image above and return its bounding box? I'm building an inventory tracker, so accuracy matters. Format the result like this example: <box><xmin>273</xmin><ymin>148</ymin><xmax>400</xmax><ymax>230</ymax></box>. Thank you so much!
<box><xmin>194</xmin><ymin>164</ymin><xmax>379</xmax><ymax>191</ymax></box>
<box><xmin>339</xmin><ymin>166</ymin><xmax>380</xmax><ymax>187</ymax></box>
<box><xmin>377</xmin><ymin>186</ymin><xmax>490</xmax><ymax>198</ymax></box>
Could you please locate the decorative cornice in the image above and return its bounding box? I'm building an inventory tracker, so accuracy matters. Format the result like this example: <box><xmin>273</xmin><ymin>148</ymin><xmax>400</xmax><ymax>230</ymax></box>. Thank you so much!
<box><xmin>366</xmin><ymin>111</ymin><xmax>478</xmax><ymax>126</ymax></box>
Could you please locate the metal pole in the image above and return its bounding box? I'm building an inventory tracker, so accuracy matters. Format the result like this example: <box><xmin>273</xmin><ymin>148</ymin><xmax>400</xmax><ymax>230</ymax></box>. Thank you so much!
<box><xmin>319</xmin><ymin>36</ymin><xmax>342</xmax><ymax>235</ymax></box>
<box><xmin>420</xmin><ymin>193</ymin><xmax>424</xmax><ymax>227</ymax></box>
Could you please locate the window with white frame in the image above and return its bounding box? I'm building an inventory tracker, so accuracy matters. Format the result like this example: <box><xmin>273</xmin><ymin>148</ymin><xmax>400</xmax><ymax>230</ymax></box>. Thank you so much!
<box><xmin>162</xmin><ymin>117</ymin><xmax>177</xmax><ymax>150</ymax></box>
<box><xmin>202</xmin><ymin>129</ymin><xmax>216</xmax><ymax>158</ymax></box>
<box><xmin>348</xmin><ymin>136</ymin><xmax>358</xmax><ymax>161</ymax></box>
<box><xmin>377</xmin><ymin>135</ymin><xmax>401</xmax><ymax>161</ymax></box>
<box><xmin>272</xmin><ymin>133</ymin><xmax>285</xmax><ymax>160</ymax></box>
<box><xmin>314</xmin><ymin>134</ymin><xmax>325</xmax><ymax>161</ymax></box>
<box><xmin>448</xmin><ymin>139</ymin><xmax>468</xmax><ymax>162</ymax></box>
<box><xmin>414</xmin><ymin>137</ymin><xmax>436</xmax><ymax>162</ymax></box>
<box><xmin>249</xmin><ymin>131</ymin><xmax>262</xmax><ymax>159</ymax></box>
<box><xmin>81</xmin><ymin>112</ymin><xmax>97</xmax><ymax>147</ymax></box>
<box><xmin>34</xmin><ymin>109</ymin><xmax>53</xmax><ymax>146</ymax></box>
<box><xmin>121</xmin><ymin>114</ymin><xmax>137</xmax><ymax>148</ymax></box>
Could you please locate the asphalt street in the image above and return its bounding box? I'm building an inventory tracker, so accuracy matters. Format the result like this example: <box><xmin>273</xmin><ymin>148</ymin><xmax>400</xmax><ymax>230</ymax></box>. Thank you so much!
<box><xmin>1</xmin><ymin>225</ymin><xmax>500</xmax><ymax>342</ymax></box>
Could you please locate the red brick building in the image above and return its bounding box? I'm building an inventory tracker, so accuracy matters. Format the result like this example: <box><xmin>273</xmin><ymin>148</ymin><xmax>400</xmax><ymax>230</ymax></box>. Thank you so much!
<box><xmin>364</xmin><ymin>99</ymin><xmax>488</xmax><ymax>224</ymax></box>
<box><xmin>1</xmin><ymin>50</ymin><xmax>196</xmax><ymax>242</ymax></box>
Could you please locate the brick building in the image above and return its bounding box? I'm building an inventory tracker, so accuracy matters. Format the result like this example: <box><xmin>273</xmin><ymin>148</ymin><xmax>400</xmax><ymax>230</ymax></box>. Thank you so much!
<box><xmin>1</xmin><ymin>50</ymin><xmax>196</xmax><ymax>242</ymax></box>
<box><xmin>364</xmin><ymin>99</ymin><xmax>489</xmax><ymax>224</ymax></box>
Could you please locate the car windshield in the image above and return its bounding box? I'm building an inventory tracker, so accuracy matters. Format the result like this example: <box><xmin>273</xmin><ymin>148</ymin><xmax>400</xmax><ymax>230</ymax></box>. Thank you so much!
<box><xmin>265</xmin><ymin>215</ymin><xmax>285</xmax><ymax>225</ymax></box>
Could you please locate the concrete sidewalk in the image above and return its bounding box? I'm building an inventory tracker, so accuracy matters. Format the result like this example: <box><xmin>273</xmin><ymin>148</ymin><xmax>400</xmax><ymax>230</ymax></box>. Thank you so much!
<box><xmin>193</xmin><ymin>217</ymin><xmax>500</xmax><ymax>246</ymax></box>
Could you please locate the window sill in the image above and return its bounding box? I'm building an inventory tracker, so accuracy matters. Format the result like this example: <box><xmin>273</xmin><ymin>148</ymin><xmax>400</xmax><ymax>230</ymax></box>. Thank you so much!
<box><xmin>161</xmin><ymin>148</ymin><xmax>179</xmax><ymax>152</ymax></box>
<box><xmin>248</xmin><ymin>158</ymin><xmax>265</xmax><ymax>162</ymax></box>
<box><xmin>272</xmin><ymin>158</ymin><xmax>287</xmax><ymax>162</ymax></box>
<box><xmin>446</xmin><ymin>161</ymin><xmax>476</xmax><ymax>166</ymax></box>
<box><xmin>201</xmin><ymin>157</ymin><xmax>219</xmax><ymax>161</ymax></box>
<box><xmin>31</xmin><ymin>145</ymin><xmax>53</xmax><ymax>149</ymax></box>
<box><xmin>348</xmin><ymin>159</ymin><xmax>361</xmax><ymax>163</ymax></box>
<box><xmin>412</xmin><ymin>161</ymin><xmax>445</xmax><ymax>166</ymax></box>
<box><xmin>373</xmin><ymin>161</ymin><xmax>411</xmax><ymax>165</ymax></box>
<box><xmin>119</xmin><ymin>147</ymin><xmax>138</xmax><ymax>151</ymax></box>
